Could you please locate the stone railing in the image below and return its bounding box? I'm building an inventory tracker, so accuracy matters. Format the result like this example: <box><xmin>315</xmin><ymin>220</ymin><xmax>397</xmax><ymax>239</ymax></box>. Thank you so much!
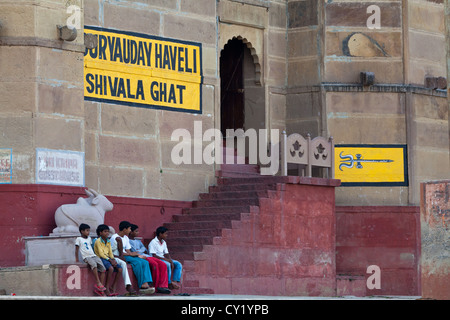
<box><xmin>280</xmin><ymin>131</ymin><xmax>334</xmax><ymax>178</ymax></box>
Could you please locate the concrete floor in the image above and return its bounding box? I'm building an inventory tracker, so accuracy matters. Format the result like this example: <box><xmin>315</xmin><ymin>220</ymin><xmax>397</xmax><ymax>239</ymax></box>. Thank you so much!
<box><xmin>0</xmin><ymin>294</ymin><xmax>421</xmax><ymax>300</ymax></box>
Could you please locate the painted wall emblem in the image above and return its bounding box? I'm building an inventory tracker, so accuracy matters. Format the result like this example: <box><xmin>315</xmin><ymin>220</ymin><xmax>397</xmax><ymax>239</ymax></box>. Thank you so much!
<box><xmin>335</xmin><ymin>145</ymin><xmax>408</xmax><ymax>186</ymax></box>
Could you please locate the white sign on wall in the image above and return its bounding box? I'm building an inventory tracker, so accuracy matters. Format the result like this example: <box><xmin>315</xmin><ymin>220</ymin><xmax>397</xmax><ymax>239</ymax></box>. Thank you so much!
<box><xmin>36</xmin><ymin>148</ymin><xmax>85</xmax><ymax>187</ymax></box>
<box><xmin>0</xmin><ymin>148</ymin><xmax>12</xmax><ymax>184</ymax></box>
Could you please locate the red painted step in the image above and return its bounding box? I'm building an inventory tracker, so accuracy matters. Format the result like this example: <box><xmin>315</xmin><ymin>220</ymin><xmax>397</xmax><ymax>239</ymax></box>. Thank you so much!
<box><xmin>208</xmin><ymin>183</ymin><xmax>278</xmax><ymax>193</ymax></box>
<box><xmin>162</xmin><ymin>161</ymin><xmax>292</xmax><ymax>295</ymax></box>
<box><xmin>182</xmin><ymin>286</ymin><xmax>214</xmax><ymax>295</ymax></box>
<box><xmin>168</xmin><ymin>236</ymin><xmax>215</xmax><ymax>246</ymax></box>
<box><xmin>182</xmin><ymin>205</ymin><xmax>259</xmax><ymax>215</ymax></box>
<box><xmin>163</xmin><ymin>220</ymin><xmax>233</xmax><ymax>230</ymax></box>
<box><xmin>183</xmin><ymin>280</ymin><xmax>200</xmax><ymax>287</ymax></box>
<box><xmin>199</xmin><ymin>190</ymin><xmax>268</xmax><ymax>200</ymax></box>
<box><xmin>164</xmin><ymin>228</ymin><xmax>223</xmax><ymax>238</ymax></box>
<box><xmin>193</xmin><ymin>198</ymin><xmax>260</xmax><ymax>207</ymax></box>
<box><xmin>217</xmin><ymin>176</ymin><xmax>291</xmax><ymax>185</ymax></box>
<box><xmin>169</xmin><ymin>244</ymin><xmax>204</xmax><ymax>253</ymax></box>
<box><xmin>172</xmin><ymin>212</ymin><xmax>243</xmax><ymax>222</ymax></box>
<box><xmin>220</xmin><ymin>164</ymin><xmax>260</xmax><ymax>173</ymax></box>
<box><xmin>169</xmin><ymin>251</ymin><xmax>195</xmax><ymax>262</ymax></box>
<box><xmin>216</xmin><ymin>171</ymin><xmax>262</xmax><ymax>178</ymax></box>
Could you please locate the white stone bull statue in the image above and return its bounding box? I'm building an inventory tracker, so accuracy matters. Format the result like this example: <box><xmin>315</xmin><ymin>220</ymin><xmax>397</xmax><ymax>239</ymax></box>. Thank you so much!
<box><xmin>52</xmin><ymin>188</ymin><xmax>114</xmax><ymax>235</ymax></box>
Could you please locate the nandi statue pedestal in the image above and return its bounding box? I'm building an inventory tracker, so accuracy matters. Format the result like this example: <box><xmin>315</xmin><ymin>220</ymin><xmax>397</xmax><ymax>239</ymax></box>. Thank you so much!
<box><xmin>24</xmin><ymin>189</ymin><xmax>114</xmax><ymax>266</ymax></box>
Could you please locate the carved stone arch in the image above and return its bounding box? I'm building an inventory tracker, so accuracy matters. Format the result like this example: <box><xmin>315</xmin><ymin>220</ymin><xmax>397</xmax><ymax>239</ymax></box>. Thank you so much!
<box><xmin>228</xmin><ymin>35</ymin><xmax>262</xmax><ymax>85</ymax></box>
<box><xmin>219</xmin><ymin>24</ymin><xmax>264</xmax><ymax>85</ymax></box>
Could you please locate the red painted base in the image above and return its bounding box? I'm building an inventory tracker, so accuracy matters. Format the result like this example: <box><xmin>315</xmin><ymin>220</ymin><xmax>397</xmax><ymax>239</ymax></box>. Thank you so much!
<box><xmin>336</xmin><ymin>206</ymin><xmax>421</xmax><ymax>296</ymax></box>
<box><xmin>0</xmin><ymin>184</ymin><xmax>191</xmax><ymax>267</ymax></box>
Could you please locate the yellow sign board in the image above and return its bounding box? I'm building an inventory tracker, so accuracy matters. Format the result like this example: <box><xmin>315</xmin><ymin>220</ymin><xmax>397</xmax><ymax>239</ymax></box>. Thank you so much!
<box><xmin>335</xmin><ymin>145</ymin><xmax>408</xmax><ymax>186</ymax></box>
<box><xmin>84</xmin><ymin>26</ymin><xmax>202</xmax><ymax>113</ymax></box>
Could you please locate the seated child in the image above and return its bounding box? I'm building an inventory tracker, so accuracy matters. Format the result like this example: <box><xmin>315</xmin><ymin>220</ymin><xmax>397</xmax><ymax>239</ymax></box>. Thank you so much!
<box><xmin>94</xmin><ymin>224</ymin><xmax>134</xmax><ymax>296</ymax></box>
<box><xmin>110</xmin><ymin>221</ymin><xmax>155</xmax><ymax>294</ymax></box>
<box><xmin>75</xmin><ymin>223</ymin><xmax>106</xmax><ymax>296</ymax></box>
<box><xmin>129</xmin><ymin>224</ymin><xmax>171</xmax><ymax>294</ymax></box>
<box><xmin>149</xmin><ymin>226</ymin><xmax>183</xmax><ymax>290</ymax></box>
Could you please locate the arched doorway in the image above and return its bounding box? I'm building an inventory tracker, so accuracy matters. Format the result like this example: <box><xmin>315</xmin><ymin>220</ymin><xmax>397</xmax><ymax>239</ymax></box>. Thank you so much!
<box><xmin>220</xmin><ymin>37</ymin><xmax>265</xmax><ymax>136</ymax></box>
<box><xmin>220</xmin><ymin>38</ymin><xmax>246</xmax><ymax>137</ymax></box>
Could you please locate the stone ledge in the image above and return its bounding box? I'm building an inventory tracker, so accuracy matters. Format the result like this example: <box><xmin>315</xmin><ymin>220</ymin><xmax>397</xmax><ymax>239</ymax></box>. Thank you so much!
<box><xmin>0</xmin><ymin>263</ymin><xmax>137</xmax><ymax>296</ymax></box>
<box><xmin>285</xmin><ymin>176</ymin><xmax>341</xmax><ymax>187</ymax></box>
<box><xmin>282</xmin><ymin>84</ymin><xmax>448</xmax><ymax>97</ymax></box>
<box><xmin>0</xmin><ymin>36</ymin><xmax>86</xmax><ymax>53</ymax></box>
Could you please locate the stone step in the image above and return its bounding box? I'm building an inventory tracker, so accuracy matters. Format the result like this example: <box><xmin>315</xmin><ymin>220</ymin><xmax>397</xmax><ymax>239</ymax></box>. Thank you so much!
<box><xmin>219</xmin><ymin>155</ymin><xmax>247</xmax><ymax>165</ymax></box>
<box><xmin>168</xmin><ymin>236</ymin><xmax>215</xmax><ymax>246</ymax></box>
<box><xmin>209</xmin><ymin>183</ymin><xmax>278</xmax><ymax>193</ymax></box>
<box><xmin>165</xmin><ymin>228</ymin><xmax>223</xmax><ymax>238</ymax></box>
<box><xmin>336</xmin><ymin>274</ymin><xmax>366</xmax><ymax>297</ymax></box>
<box><xmin>169</xmin><ymin>251</ymin><xmax>195</xmax><ymax>262</ymax></box>
<box><xmin>193</xmin><ymin>198</ymin><xmax>260</xmax><ymax>208</ymax></box>
<box><xmin>216</xmin><ymin>170</ymin><xmax>262</xmax><ymax>178</ymax></box>
<box><xmin>219</xmin><ymin>164</ymin><xmax>260</xmax><ymax>173</ymax></box>
<box><xmin>183</xmin><ymin>279</ymin><xmax>200</xmax><ymax>287</ymax></box>
<box><xmin>182</xmin><ymin>205</ymin><xmax>259</xmax><ymax>215</ymax></box>
<box><xmin>199</xmin><ymin>190</ymin><xmax>268</xmax><ymax>200</ymax></box>
<box><xmin>182</xmin><ymin>260</ymin><xmax>195</xmax><ymax>272</ymax></box>
<box><xmin>217</xmin><ymin>176</ymin><xmax>291</xmax><ymax>185</ymax></box>
<box><xmin>170</xmin><ymin>244</ymin><xmax>204</xmax><ymax>253</ymax></box>
<box><xmin>171</xmin><ymin>251</ymin><xmax>206</xmax><ymax>263</ymax></box>
<box><xmin>163</xmin><ymin>220</ymin><xmax>232</xmax><ymax>230</ymax></box>
<box><xmin>172</xmin><ymin>212</ymin><xmax>243</xmax><ymax>222</ymax></box>
<box><xmin>163</xmin><ymin>165</ymin><xmax>280</xmax><ymax>296</ymax></box>
<box><xmin>182</xmin><ymin>287</ymin><xmax>214</xmax><ymax>295</ymax></box>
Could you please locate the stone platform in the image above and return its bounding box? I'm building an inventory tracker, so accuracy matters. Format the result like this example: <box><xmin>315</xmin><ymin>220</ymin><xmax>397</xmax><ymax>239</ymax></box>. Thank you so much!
<box><xmin>24</xmin><ymin>235</ymin><xmax>81</xmax><ymax>266</ymax></box>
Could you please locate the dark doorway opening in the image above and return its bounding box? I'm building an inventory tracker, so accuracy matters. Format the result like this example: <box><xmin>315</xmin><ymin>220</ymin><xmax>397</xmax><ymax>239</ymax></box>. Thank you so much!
<box><xmin>220</xmin><ymin>38</ymin><xmax>246</xmax><ymax>137</ymax></box>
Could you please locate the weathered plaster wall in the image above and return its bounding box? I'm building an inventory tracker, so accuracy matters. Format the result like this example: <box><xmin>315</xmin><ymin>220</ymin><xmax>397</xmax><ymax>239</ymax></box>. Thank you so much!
<box><xmin>420</xmin><ymin>180</ymin><xmax>450</xmax><ymax>300</ymax></box>
<box><xmin>336</xmin><ymin>205</ymin><xmax>421</xmax><ymax>296</ymax></box>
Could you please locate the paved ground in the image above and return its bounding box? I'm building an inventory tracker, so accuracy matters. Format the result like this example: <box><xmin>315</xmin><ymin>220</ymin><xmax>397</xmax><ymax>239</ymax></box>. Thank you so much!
<box><xmin>0</xmin><ymin>294</ymin><xmax>421</xmax><ymax>300</ymax></box>
<box><xmin>0</xmin><ymin>294</ymin><xmax>425</xmax><ymax>320</ymax></box>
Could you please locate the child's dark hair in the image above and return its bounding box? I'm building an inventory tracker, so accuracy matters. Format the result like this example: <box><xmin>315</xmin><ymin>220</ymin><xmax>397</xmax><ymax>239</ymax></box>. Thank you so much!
<box><xmin>131</xmin><ymin>224</ymin><xmax>139</xmax><ymax>232</ymax></box>
<box><xmin>96</xmin><ymin>224</ymin><xmax>110</xmax><ymax>236</ymax></box>
<box><xmin>156</xmin><ymin>226</ymin><xmax>168</xmax><ymax>236</ymax></box>
<box><xmin>79</xmin><ymin>223</ymin><xmax>90</xmax><ymax>232</ymax></box>
<box><xmin>118</xmin><ymin>220</ymin><xmax>131</xmax><ymax>231</ymax></box>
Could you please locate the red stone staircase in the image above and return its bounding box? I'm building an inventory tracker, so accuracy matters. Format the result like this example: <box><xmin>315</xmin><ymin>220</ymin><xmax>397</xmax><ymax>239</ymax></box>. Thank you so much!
<box><xmin>160</xmin><ymin>147</ymin><xmax>339</xmax><ymax>296</ymax></box>
<box><xmin>162</xmin><ymin>146</ymin><xmax>288</xmax><ymax>294</ymax></box>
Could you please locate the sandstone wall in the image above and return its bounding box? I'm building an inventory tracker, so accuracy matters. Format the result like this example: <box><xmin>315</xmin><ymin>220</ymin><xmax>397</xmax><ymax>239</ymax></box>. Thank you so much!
<box><xmin>0</xmin><ymin>0</ymin><xmax>85</xmax><ymax>185</ymax></box>
<box><xmin>0</xmin><ymin>0</ymin><xmax>448</xmax><ymax>205</ymax></box>
<box><xmin>320</xmin><ymin>0</ymin><xmax>449</xmax><ymax>205</ymax></box>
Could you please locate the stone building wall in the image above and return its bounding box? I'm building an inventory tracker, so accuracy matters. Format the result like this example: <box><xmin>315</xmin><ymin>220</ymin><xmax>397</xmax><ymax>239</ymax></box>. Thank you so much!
<box><xmin>82</xmin><ymin>0</ymin><xmax>219</xmax><ymax>200</ymax></box>
<box><xmin>0</xmin><ymin>0</ymin><xmax>448</xmax><ymax>205</ymax></box>
<box><xmin>319</xmin><ymin>0</ymin><xmax>448</xmax><ymax>205</ymax></box>
<box><xmin>0</xmin><ymin>0</ymin><xmax>85</xmax><ymax>185</ymax></box>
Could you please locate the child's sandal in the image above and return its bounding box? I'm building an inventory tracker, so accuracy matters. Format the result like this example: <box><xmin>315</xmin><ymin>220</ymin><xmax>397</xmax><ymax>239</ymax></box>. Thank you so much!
<box><xmin>94</xmin><ymin>289</ymin><xmax>106</xmax><ymax>296</ymax></box>
<box><xmin>94</xmin><ymin>284</ymin><xmax>106</xmax><ymax>291</ymax></box>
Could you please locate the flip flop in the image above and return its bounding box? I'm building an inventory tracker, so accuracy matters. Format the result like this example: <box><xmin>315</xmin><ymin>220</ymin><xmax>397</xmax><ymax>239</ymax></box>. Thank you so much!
<box><xmin>139</xmin><ymin>287</ymin><xmax>155</xmax><ymax>295</ymax></box>
<box><xmin>94</xmin><ymin>284</ymin><xmax>106</xmax><ymax>291</ymax></box>
<box><xmin>94</xmin><ymin>289</ymin><xmax>106</xmax><ymax>297</ymax></box>
<box><xmin>169</xmin><ymin>283</ymin><xmax>180</xmax><ymax>290</ymax></box>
